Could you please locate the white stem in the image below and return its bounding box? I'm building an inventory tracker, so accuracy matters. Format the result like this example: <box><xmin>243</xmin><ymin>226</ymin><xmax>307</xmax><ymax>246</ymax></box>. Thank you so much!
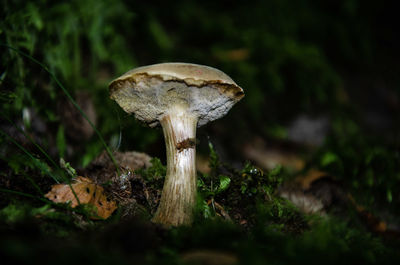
<box><xmin>151</xmin><ymin>108</ymin><xmax>198</xmax><ymax>226</ymax></box>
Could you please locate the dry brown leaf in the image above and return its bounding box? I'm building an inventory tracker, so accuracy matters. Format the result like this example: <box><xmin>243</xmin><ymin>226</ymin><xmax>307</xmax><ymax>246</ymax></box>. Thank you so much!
<box><xmin>243</xmin><ymin>137</ymin><xmax>305</xmax><ymax>171</ymax></box>
<box><xmin>294</xmin><ymin>168</ymin><xmax>327</xmax><ymax>190</ymax></box>
<box><xmin>45</xmin><ymin>176</ymin><xmax>117</xmax><ymax>219</ymax></box>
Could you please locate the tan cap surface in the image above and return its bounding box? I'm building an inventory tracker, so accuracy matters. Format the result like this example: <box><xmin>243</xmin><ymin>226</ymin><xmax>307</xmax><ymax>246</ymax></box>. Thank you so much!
<box><xmin>109</xmin><ymin>62</ymin><xmax>244</xmax><ymax>127</ymax></box>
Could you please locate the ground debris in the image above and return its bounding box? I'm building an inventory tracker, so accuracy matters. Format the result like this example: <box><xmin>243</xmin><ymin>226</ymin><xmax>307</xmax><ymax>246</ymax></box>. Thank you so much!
<box><xmin>78</xmin><ymin>150</ymin><xmax>157</xmax><ymax>218</ymax></box>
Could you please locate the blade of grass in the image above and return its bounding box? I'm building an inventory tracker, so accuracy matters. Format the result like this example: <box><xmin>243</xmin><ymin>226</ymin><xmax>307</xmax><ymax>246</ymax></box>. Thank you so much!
<box><xmin>1</xmin><ymin>43</ymin><xmax>120</xmax><ymax>175</ymax></box>
<box><xmin>0</xmin><ymin>129</ymin><xmax>59</xmax><ymax>183</ymax></box>
<box><xmin>0</xmin><ymin>129</ymin><xmax>81</xmax><ymax>205</ymax></box>
<box><xmin>21</xmin><ymin>171</ymin><xmax>44</xmax><ymax>196</ymax></box>
<box><xmin>0</xmin><ymin>188</ymin><xmax>93</xmax><ymax>216</ymax></box>
<box><xmin>1</xmin><ymin>113</ymin><xmax>60</xmax><ymax>174</ymax></box>
<box><xmin>0</xmin><ymin>188</ymin><xmax>50</xmax><ymax>204</ymax></box>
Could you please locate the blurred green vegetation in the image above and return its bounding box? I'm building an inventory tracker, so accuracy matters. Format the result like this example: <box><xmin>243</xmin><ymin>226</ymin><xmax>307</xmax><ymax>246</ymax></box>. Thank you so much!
<box><xmin>1</xmin><ymin>0</ymin><xmax>400</xmax><ymax>264</ymax></box>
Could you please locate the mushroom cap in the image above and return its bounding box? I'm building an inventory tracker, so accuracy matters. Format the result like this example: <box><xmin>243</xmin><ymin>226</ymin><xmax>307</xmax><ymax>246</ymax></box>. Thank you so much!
<box><xmin>109</xmin><ymin>62</ymin><xmax>244</xmax><ymax>127</ymax></box>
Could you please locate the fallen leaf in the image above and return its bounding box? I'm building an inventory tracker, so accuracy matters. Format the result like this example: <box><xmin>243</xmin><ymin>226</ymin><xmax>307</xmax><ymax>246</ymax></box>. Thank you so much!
<box><xmin>45</xmin><ymin>176</ymin><xmax>117</xmax><ymax>219</ymax></box>
<box><xmin>294</xmin><ymin>168</ymin><xmax>327</xmax><ymax>190</ymax></box>
<box><xmin>243</xmin><ymin>137</ymin><xmax>305</xmax><ymax>171</ymax></box>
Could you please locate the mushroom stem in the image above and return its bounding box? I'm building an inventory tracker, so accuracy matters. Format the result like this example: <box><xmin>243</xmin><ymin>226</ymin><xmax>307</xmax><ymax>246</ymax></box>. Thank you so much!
<box><xmin>152</xmin><ymin>108</ymin><xmax>198</xmax><ymax>226</ymax></box>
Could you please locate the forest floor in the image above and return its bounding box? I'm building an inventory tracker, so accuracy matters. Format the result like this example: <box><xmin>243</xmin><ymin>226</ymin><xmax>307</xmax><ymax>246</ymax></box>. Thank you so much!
<box><xmin>1</xmin><ymin>147</ymin><xmax>400</xmax><ymax>265</ymax></box>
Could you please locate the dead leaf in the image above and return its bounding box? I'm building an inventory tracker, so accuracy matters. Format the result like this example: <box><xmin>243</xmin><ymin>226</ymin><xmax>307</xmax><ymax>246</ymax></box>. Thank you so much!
<box><xmin>243</xmin><ymin>137</ymin><xmax>305</xmax><ymax>171</ymax></box>
<box><xmin>294</xmin><ymin>168</ymin><xmax>327</xmax><ymax>190</ymax></box>
<box><xmin>45</xmin><ymin>176</ymin><xmax>117</xmax><ymax>219</ymax></box>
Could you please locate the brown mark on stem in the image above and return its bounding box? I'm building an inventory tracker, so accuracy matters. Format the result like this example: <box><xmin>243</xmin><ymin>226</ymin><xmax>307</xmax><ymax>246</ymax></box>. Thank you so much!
<box><xmin>176</xmin><ymin>138</ymin><xmax>196</xmax><ymax>152</ymax></box>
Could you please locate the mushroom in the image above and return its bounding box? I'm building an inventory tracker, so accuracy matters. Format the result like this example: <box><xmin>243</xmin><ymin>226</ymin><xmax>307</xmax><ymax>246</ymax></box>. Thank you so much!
<box><xmin>109</xmin><ymin>63</ymin><xmax>244</xmax><ymax>226</ymax></box>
